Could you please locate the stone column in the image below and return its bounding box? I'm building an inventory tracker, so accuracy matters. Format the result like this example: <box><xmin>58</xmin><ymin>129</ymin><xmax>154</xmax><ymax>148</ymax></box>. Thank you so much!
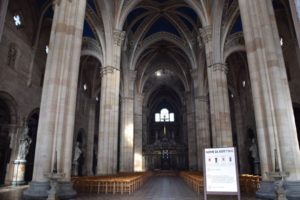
<box><xmin>97</xmin><ymin>30</ymin><xmax>125</xmax><ymax>175</ymax></box>
<box><xmin>134</xmin><ymin>93</ymin><xmax>144</xmax><ymax>171</ymax></box>
<box><xmin>97</xmin><ymin>67</ymin><xmax>120</xmax><ymax>175</ymax></box>
<box><xmin>23</xmin><ymin>1</ymin><xmax>86</xmax><ymax>199</ymax></box>
<box><xmin>185</xmin><ymin>92</ymin><xmax>198</xmax><ymax>170</ymax></box>
<box><xmin>120</xmin><ymin>97</ymin><xmax>134</xmax><ymax>172</ymax></box>
<box><xmin>141</xmin><ymin>106</ymin><xmax>148</xmax><ymax>170</ymax></box>
<box><xmin>239</xmin><ymin>0</ymin><xmax>300</xmax><ymax>198</ymax></box>
<box><xmin>191</xmin><ymin>69</ymin><xmax>210</xmax><ymax>171</ymax></box>
<box><xmin>142</xmin><ymin>107</ymin><xmax>148</xmax><ymax>147</ymax></box>
<box><xmin>120</xmin><ymin>70</ymin><xmax>136</xmax><ymax>172</ymax></box>
<box><xmin>194</xmin><ymin>95</ymin><xmax>210</xmax><ymax>171</ymax></box>
<box><xmin>86</xmin><ymin>100</ymin><xmax>96</xmax><ymax>176</ymax></box>
<box><xmin>0</xmin><ymin>0</ymin><xmax>8</xmax><ymax>41</ymax></box>
<box><xmin>289</xmin><ymin>0</ymin><xmax>300</xmax><ymax>47</ymax></box>
<box><xmin>200</xmin><ymin>27</ymin><xmax>233</xmax><ymax>148</ymax></box>
<box><xmin>294</xmin><ymin>0</ymin><xmax>300</xmax><ymax>19</ymax></box>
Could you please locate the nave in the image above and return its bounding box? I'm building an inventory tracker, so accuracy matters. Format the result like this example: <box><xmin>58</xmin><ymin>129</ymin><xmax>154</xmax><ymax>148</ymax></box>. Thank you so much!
<box><xmin>1</xmin><ymin>0</ymin><xmax>300</xmax><ymax>199</ymax></box>
<box><xmin>0</xmin><ymin>175</ymin><xmax>256</xmax><ymax>200</ymax></box>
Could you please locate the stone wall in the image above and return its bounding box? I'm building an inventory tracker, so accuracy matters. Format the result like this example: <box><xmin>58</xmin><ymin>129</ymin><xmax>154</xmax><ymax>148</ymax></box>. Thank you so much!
<box><xmin>0</xmin><ymin>10</ymin><xmax>45</xmax><ymax>184</ymax></box>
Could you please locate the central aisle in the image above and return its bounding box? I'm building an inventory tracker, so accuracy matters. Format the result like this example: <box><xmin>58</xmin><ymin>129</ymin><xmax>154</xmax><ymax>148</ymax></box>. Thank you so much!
<box><xmin>78</xmin><ymin>176</ymin><xmax>198</xmax><ymax>200</ymax></box>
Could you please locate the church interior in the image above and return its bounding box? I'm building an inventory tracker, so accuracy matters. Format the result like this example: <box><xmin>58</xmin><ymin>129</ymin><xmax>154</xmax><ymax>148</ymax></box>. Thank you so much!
<box><xmin>0</xmin><ymin>0</ymin><xmax>300</xmax><ymax>199</ymax></box>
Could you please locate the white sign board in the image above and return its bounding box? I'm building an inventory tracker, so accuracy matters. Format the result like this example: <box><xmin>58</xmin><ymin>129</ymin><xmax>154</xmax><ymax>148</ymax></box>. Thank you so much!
<box><xmin>204</xmin><ymin>147</ymin><xmax>239</xmax><ymax>193</ymax></box>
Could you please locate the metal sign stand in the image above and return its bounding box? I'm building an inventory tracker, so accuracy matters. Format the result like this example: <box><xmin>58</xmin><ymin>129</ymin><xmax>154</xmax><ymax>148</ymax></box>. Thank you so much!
<box><xmin>203</xmin><ymin>147</ymin><xmax>241</xmax><ymax>200</ymax></box>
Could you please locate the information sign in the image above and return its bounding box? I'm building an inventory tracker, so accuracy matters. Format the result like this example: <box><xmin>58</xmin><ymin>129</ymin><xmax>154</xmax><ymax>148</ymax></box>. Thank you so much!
<box><xmin>203</xmin><ymin>147</ymin><xmax>240</xmax><ymax>200</ymax></box>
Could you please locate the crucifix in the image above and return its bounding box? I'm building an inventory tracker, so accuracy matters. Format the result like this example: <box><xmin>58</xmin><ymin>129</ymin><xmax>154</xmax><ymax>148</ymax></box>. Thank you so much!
<box><xmin>161</xmin><ymin>115</ymin><xmax>169</xmax><ymax>137</ymax></box>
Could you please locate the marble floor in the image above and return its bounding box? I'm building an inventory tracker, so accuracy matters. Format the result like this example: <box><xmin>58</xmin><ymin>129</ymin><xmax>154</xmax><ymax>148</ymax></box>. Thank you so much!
<box><xmin>0</xmin><ymin>177</ymin><xmax>256</xmax><ymax>200</ymax></box>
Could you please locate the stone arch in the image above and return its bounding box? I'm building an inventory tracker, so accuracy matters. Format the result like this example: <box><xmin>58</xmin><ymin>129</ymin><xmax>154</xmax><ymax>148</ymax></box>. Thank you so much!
<box><xmin>223</xmin><ymin>32</ymin><xmax>245</xmax><ymax>62</ymax></box>
<box><xmin>130</xmin><ymin>32</ymin><xmax>196</xmax><ymax>70</ymax></box>
<box><xmin>143</xmin><ymin>85</ymin><xmax>184</xmax><ymax>110</ymax></box>
<box><xmin>140</xmin><ymin>63</ymin><xmax>190</xmax><ymax>93</ymax></box>
<box><xmin>117</xmin><ymin>0</ymin><xmax>207</xmax><ymax>30</ymax></box>
<box><xmin>81</xmin><ymin>37</ymin><xmax>103</xmax><ymax>66</ymax></box>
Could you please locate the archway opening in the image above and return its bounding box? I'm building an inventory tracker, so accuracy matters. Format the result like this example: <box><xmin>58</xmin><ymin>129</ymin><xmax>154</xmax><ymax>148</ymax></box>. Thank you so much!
<box><xmin>0</xmin><ymin>98</ymin><xmax>11</xmax><ymax>185</ymax></box>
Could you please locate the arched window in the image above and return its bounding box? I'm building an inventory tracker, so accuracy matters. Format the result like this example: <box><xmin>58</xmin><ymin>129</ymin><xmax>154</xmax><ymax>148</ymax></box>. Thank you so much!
<box><xmin>155</xmin><ymin>108</ymin><xmax>175</xmax><ymax>122</ymax></box>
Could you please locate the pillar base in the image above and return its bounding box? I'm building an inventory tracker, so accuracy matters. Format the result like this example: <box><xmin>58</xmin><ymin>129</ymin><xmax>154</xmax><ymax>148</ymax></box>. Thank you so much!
<box><xmin>57</xmin><ymin>181</ymin><xmax>77</xmax><ymax>200</ymax></box>
<box><xmin>256</xmin><ymin>181</ymin><xmax>300</xmax><ymax>200</ymax></box>
<box><xmin>23</xmin><ymin>181</ymin><xmax>76</xmax><ymax>200</ymax></box>
<box><xmin>285</xmin><ymin>181</ymin><xmax>300</xmax><ymax>200</ymax></box>
<box><xmin>23</xmin><ymin>181</ymin><xmax>49</xmax><ymax>200</ymax></box>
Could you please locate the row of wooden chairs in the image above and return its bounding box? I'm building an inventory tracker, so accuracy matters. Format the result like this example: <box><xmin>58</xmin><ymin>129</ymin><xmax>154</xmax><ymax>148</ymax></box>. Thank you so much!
<box><xmin>180</xmin><ymin>171</ymin><xmax>203</xmax><ymax>193</ymax></box>
<box><xmin>72</xmin><ymin>172</ymin><xmax>153</xmax><ymax>195</ymax></box>
<box><xmin>239</xmin><ymin>174</ymin><xmax>261</xmax><ymax>194</ymax></box>
<box><xmin>180</xmin><ymin>171</ymin><xmax>261</xmax><ymax>194</ymax></box>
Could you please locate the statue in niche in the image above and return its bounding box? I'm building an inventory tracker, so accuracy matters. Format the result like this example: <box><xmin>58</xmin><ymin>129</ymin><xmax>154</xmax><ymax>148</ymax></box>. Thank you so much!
<box><xmin>72</xmin><ymin>142</ymin><xmax>82</xmax><ymax>176</ymax></box>
<box><xmin>249</xmin><ymin>138</ymin><xmax>260</xmax><ymax>175</ymax></box>
<box><xmin>249</xmin><ymin>138</ymin><xmax>259</xmax><ymax>162</ymax></box>
<box><xmin>73</xmin><ymin>142</ymin><xmax>82</xmax><ymax>164</ymax></box>
<box><xmin>17</xmin><ymin>125</ymin><xmax>32</xmax><ymax>161</ymax></box>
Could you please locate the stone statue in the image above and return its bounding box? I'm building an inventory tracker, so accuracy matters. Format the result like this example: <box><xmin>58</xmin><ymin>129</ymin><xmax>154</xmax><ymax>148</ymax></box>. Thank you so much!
<box><xmin>249</xmin><ymin>138</ymin><xmax>259</xmax><ymax>162</ymax></box>
<box><xmin>72</xmin><ymin>142</ymin><xmax>82</xmax><ymax>176</ymax></box>
<box><xmin>249</xmin><ymin>138</ymin><xmax>260</xmax><ymax>175</ymax></box>
<box><xmin>73</xmin><ymin>142</ymin><xmax>82</xmax><ymax>164</ymax></box>
<box><xmin>17</xmin><ymin>125</ymin><xmax>32</xmax><ymax>160</ymax></box>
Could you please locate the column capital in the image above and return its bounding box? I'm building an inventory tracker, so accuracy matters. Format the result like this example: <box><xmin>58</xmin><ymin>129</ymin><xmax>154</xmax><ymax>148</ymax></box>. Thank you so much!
<box><xmin>100</xmin><ymin>66</ymin><xmax>119</xmax><ymax>77</ymax></box>
<box><xmin>208</xmin><ymin>63</ymin><xmax>228</xmax><ymax>74</ymax></box>
<box><xmin>113</xmin><ymin>30</ymin><xmax>126</xmax><ymax>46</ymax></box>
<box><xmin>121</xmin><ymin>96</ymin><xmax>134</xmax><ymax>102</ymax></box>
<box><xmin>53</xmin><ymin>0</ymin><xmax>72</xmax><ymax>6</ymax></box>
<box><xmin>195</xmin><ymin>95</ymin><xmax>209</xmax><ymax>102</ymax></box>
<box><xmin>199</xmin><ymin>26</ymin><xmax>212</xmax><ymax>44</ymax></box>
